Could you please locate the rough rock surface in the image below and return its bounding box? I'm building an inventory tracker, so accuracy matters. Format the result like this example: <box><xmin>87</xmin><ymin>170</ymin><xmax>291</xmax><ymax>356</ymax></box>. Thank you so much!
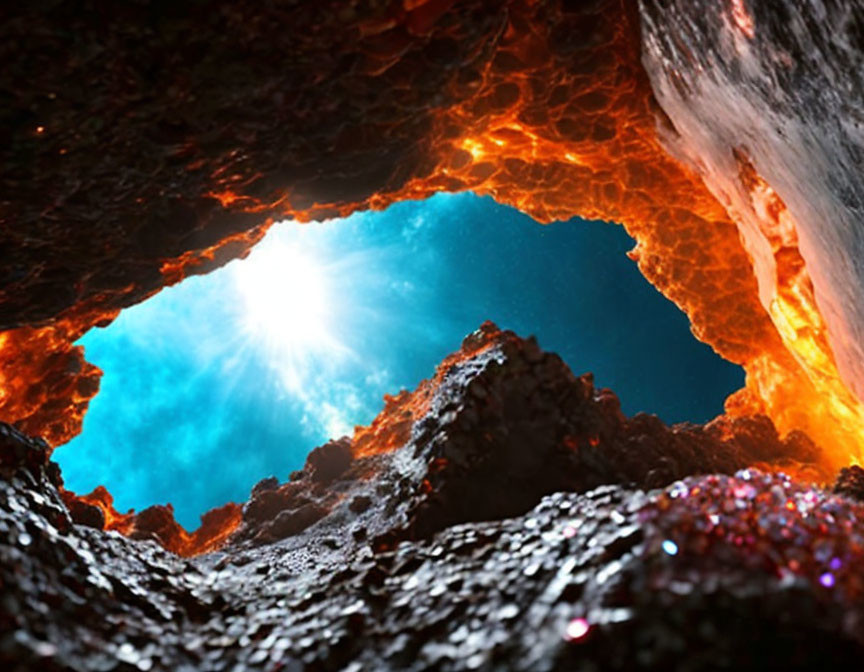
<box><xmin>6</xmin><ymin>325</ymin><xmax>861</xmax><ymax>671</ymax></box>
<box><xmin>2</xmin><ymin>0</ymin><xmax>845</xmax><ymax>468</ymax></box>
<box><xmin>640</xmin><ymin>0</ymin><xmax>864</xmax><ymax>463</ymax></box>
<box><xmin>4</xmin><ymin>1</ymin><xmax>864</xmax><ymax>669</ymax></box>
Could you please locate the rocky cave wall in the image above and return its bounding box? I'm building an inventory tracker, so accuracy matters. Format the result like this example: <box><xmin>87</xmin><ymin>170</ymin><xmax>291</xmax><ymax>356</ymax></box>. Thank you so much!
<box><xmin>5</xmin><ymin>1</ymin><xmax>864</xmax><ymax>667</ymax></box>
<box><xmin>7</xmin><ymin>324</ymin><xmax>864</xmax><ymax>670</ymax></box>
<box><xmin>640</xmin><ymin>0</ymin><xmax>864</xmax><ymax>473</ymax></box>
<box><xmin>3</xmin><ymin>0</ymin><xmax>864</xmax><ymax>476</ymax></box>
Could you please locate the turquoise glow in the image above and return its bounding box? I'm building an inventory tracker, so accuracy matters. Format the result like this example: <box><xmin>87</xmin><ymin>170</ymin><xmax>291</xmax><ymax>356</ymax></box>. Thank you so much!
<box><xmin>53</xmin><ymin>193</ymin><xmax>743</xmax><ymax>528</ymax></box>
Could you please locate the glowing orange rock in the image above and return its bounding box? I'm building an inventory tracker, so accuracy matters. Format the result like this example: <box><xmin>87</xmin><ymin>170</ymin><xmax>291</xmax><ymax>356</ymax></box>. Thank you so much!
<box><xmin>0</xmin><ymin>316</ymin><xmax>104</xmax><ymax>447</ymax></box>
<box><xmin>0</xmin><ymin>0</ymin><xmax>861</xmax><ymax>477</ymax></box>
<box><xmin>62</xmin><ymin>485</ymin><xmax>242</xmax><ymax>557</ymax></box>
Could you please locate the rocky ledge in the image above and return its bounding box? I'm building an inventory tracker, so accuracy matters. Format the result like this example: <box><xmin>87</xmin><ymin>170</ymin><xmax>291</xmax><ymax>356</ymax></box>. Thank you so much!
<box><xmin>2</xmin><ymin>324</ymin><xmax>863</xmax><ymax>670</ymax></box>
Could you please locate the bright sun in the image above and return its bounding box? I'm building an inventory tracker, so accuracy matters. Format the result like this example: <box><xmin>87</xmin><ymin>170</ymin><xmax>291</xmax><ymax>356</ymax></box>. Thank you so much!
<box><xmin>231</xmin><ymin>230</ymin><xmax>344</xmax><ymax>390</ymax></box>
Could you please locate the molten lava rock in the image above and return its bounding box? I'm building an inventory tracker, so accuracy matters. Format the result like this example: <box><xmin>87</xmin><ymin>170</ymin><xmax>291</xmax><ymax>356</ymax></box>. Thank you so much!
<box><xmin>5</xmin><ymin>0</ymin><xmax>849</xmax><ymax>471</ymax></box>
<box><xmin>2</xmin><ymin>323</ymin><xmax>858</xmax><ymax>670</ymax></box>
<box><xmin>2</xmin><ymin>0</ymin><xmax>864</xmax><ymax>666</ymax></box>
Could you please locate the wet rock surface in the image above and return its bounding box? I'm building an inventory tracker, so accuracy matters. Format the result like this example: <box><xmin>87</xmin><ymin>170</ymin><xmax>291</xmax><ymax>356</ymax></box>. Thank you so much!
<box><xmin>641</xmin><ymin>0</ymin><xmax>864</xmax><ymax>389</ymax></box>
<box><xmin>4</xmin><ymin>325</ymin><xmax>862</xmax><ymax>670</ymax></box>
<box><xmin>639</xmin><ymin>0</ymin><xmax>864</xmax><ymax>464</ymax></box>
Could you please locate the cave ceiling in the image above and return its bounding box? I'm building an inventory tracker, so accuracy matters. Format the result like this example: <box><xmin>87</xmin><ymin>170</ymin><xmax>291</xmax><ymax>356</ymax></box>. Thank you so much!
<box><xmin>6</xmin><ymin>2</ymin><xmax>864</xmax><ymax>668</ymax></box>
<box><xmin>2</xmin><ymin>0</ymin><xmax>864</xmax><ymax>525</ymax></box>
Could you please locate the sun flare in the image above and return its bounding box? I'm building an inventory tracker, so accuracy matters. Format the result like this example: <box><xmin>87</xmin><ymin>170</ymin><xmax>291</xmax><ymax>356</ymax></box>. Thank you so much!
<box><xmin>231</xmin><ymin>230</ymin><xmax>345</xmax><ymax>390</ymax></box>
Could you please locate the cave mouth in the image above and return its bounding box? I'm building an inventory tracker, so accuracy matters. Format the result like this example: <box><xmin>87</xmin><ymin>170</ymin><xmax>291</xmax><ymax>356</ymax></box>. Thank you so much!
<box><xmin>52</xmin><ymin>192</ymin><xmax>744</xmax><ymax>530</ymax></box>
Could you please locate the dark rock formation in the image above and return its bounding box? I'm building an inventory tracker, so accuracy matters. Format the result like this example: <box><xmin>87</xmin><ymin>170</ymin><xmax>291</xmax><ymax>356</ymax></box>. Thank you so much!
<box><xmin>1</xmin><ymin>0</ymin><xmax>806</xmax><ymax>458</ymax></box>
<box><xmin>4</xmin><ymin>0</ymin><xmax>864</xmax><ymax>669</ymax></box>
<box><xmin>231</xmin><ymin>323</ymin><xmax>822</xmax><ymax>550</ymax></box>
<box><xmin>640</xmin><ymin>0</ymin><xmax>864</xmax><ymax>462</ymax></box>
<box><xmin>6</xmin><ymin>324</ymin><xmax>861</xmax><ymax>670</ymax></box>
<box><xmin>834</xmin><ymin>466</ymin><xmax>864</xmax><ymax>502</ymax></box>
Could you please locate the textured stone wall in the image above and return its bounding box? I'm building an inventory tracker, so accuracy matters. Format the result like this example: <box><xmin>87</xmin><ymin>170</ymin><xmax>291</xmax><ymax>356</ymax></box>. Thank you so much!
<box><xmin>640</xmin><ymin>0</ymin><xmax>864</xmax><ymax>470</ymax></box>
<box><xmin>5</xmin><ymin>3</ymin><xmax>864</xmax><ymax>667</ymax></box>
<box><xmin>6</xmin><ymin>324</ymin><xmax>861</xmax><ymax>671</ymax></box>
<box><xmin>3</xmin><ymin>0</ymin><xmax>852</xmax><ymax>470</ymax></box>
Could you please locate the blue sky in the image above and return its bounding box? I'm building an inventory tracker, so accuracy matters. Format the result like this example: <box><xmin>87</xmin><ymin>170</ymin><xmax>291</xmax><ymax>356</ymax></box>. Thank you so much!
<box><xmin>53</xmin><ymin>193</ymin><xmax>743</xmax><ymax>528</ymax></box>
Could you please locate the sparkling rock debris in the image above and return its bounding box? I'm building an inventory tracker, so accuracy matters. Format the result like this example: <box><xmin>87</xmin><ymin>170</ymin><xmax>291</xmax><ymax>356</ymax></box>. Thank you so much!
<box><xmin>4</xmin><ymin>324</ymin><xmax>863</xmax><ymax>670</ymax></box>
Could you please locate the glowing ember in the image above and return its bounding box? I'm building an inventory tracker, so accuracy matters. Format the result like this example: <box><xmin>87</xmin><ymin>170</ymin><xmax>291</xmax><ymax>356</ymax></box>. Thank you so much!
<box><xmin>61</xmin><ymin>485</ymin><xmax>242</xmax><ymax>557</ymax></box>
<box><xmin>731</xmin><ymin>152</ymin><xmax>864</xmax><ymax>471</ymax></box>
<box><xmin>730</xmin><ymin>0</ymin><xmax>756</xmax><ymax>39</ymax></box>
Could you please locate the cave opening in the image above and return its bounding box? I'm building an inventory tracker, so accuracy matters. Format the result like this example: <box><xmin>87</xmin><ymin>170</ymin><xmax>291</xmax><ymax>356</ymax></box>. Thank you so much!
<box><xmin>8</xmin><ymin>1</ymin><xmax>864</xmax><ymax>666</ymax></box>
<box><xmin>53</xmin><ymin>192</ymin><xmax>744</xmax><ymax>531</ymax></box>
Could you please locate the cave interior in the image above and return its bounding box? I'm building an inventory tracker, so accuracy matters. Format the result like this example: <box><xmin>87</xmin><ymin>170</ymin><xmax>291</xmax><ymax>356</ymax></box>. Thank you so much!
<box><xmin>4</xmin><ymin>0</ymin><xmax>864</xmax><ymax>669</ymax></box>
